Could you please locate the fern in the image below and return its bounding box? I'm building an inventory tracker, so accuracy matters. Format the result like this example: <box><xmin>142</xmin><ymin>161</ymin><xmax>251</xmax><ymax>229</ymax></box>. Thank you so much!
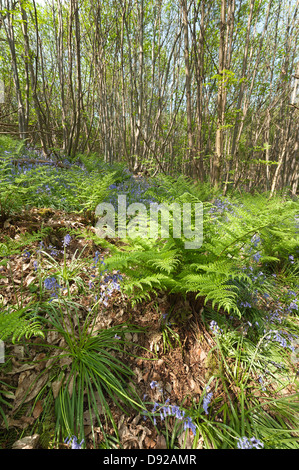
<box><xmin>0</xmin><ymin>305</ymin><xmax>44</xmax><ymax>343</ymax></box>
<box><xmin>103</xmin><ymin>190</ymin><xmax>298</xmax><ymax>318</ymax></box>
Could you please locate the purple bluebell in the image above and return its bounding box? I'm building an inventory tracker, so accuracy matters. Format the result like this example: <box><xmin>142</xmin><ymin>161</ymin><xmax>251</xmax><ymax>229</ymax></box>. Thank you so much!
<box><xmin>64</xmin><ymin>436</ymin><xmax>84</xmax><ymax>449</ymax></box>
<box><xmin>210</xmin><ymin>320</ymin><xmax>222</xmax><ymax>336</ymax></box>
<box><xmin>202</xmin><ymin>387</ymin><xmax>213</xmax><ymax>415</ymax></box>
<box><xmin>63</xmin><ymin>234</ymin><xmax>72</xmax><ymax>247</ymax></box>
<box><xmin>237</xmin><ymin>436</ymin><xmax>264</xmax><ymax>449</ymax></box>
<box><xmin>253</xmin><ymin>252</ymin><xmax>261</xmax><ymax>262</ymax></box>
<box><xmin>22</xmin><ymin>250</ymin><xmax>31</xmax><ymax>259</ymax></box>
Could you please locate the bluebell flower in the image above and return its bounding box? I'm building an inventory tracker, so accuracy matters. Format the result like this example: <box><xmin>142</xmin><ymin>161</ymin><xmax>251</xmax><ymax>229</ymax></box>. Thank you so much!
<box><xmin>183</xmin><ymin>416</ymin><xmax>197</xmax><ymax>435</ymax></box>
<box><xmin>44</xmin><ymin>277</ymin><xmax>59</xmax><ymax>290</ymax></box>
<box><xmin>44</xmin><ymin>277</ymin><xmax>61</xmax><ymax>300</ymax></box>
<box><xmin>250</xmin><ymin>437</ymin><xmax>264</xmax><ymax>449</ymax></box>
<box><xmin>92</xmin><ymin>251</ymin><xmax>100</xmax><ymax>268</ymax></box>
<box><xmin>64</xmin><ymin>436</ymin><xmax>84</xmax><ymax>449</ymax></box>
<box><xmin>210</xmin><ymin>320</ymin><xmax>222</xmax><ymax>336</ymax></box>
<box><xmin>253</xmin><ymin>252</ymin><xmax>261</xmax><ymax>262</ymax></box>
<box><xmin>251</xmin><ymin>234</ymin><xmax>261</xmax><ymax>247</ymax></box>
<box><xmin>63</xmin><ymin>234</ymin><xmax>72</xmax><ymax>247</ymax></box>
<box><xmin>264</xmin><ymin>329</ymin><xmax>288</xmax><ymax>348</ymax></box>
<box><xmin>258</xmin><ymin>376</ymin><xmax>266</xmax><ymax>391</ymax></box>
<box><xmin>288</xmin><ymin>290</ymin><xmax>296</xmax><ymax>297</ymax></box>
<box><xmin>151</xmin><ymin>400</ymin><xmax>196</xmax><ymax>435</ymax></box>
<box><xmin>237</xmin><ymin>436</ymin><xmax>264</xmax><ymax>449</ymax></box>
<box><xmin>237</xmin><ymin>437</ymin><xmax>253</xmax><ymax>449</ymax></box>
<box><xmin>202</xmin><ymin>387</ymin><xmax>213</xmax><ymax>415</ymax></box>
<box><xmin>23</xmin><ymin>250</ymin><xmax>31</xmax><ymax>259</ymax></box>
<box><xmin>289</xmin><ymin>301</ymin><xmax>298</xmax><ymax>311</ymax></box>
<box><xmin>240</xmin><ymin>301</ymin><xmax>252</xmax><ymax>308</ymax></box>
<box><xmin>49</xmin><ymin>245</ymin><xmax>59</xmax><ymax>257</ymax></box>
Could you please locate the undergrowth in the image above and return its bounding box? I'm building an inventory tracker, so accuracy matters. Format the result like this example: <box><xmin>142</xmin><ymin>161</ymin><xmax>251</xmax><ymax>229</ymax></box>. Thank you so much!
<box><xmin>0</xmin><ymin>135</ymin><xmax>298</xmax><ymax>449</ymax></box>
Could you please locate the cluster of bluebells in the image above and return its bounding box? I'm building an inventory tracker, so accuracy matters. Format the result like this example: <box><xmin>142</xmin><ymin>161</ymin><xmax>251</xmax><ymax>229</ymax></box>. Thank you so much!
<box><xmin>148</xmin><ymin>381</ymin><xmax>197</xmax><ymax>434</ymax></box>
<box><xmin>258</xmin><ymin>375</ymin><xmax>267</xmax><ymax>391</ymax></box>
<box><xmin>49</xmin><ymin>244</ymin><xmax>60</xmax><ymax>257</ymax></box>
<box><xmin>107</xmin><ymin>176</ymin><xmax>157</xmax><ymax>208</ymax></box>
<box><xmin>245</xmin><ymin>234</ymin><xmax>264</xmax><ymax>263</ymax></box>
<box><xmin>64</xmin><ymin>436</ymin><xmax>84</xmax><ymax>449</ymax></box>
<box><xmin>88</xmin><ymin>250</ymin><xmax>123</xmax><ymax>305</ymax></box>
<box><xmin>44</xmin><ymin>276</ymin><xmax>61</xmax><ymax>300</ymax></box>
<box><xmin>209</xmin><ymin>198</ymin><xmax>237</xmax><ymax>217</ymax></box>
<box><xmin>237</xmin><ymin>436</ymin><xmax>264</xmax><ymax>449</ymax></box>
<box><xmin>1</xmin><ymin>145</ymin><xmax>92</xmax><ymax>212</ymax></box>
<box><xmin>22</xmin><ymin>250</ymin><xmax>31</xmax><ymax>260</ymax></box>
<box><xmin>209</xmin><ymin>320</ymin><xmax>223</xmax><ymax>336</ymax></box>
<box><xmin>63</xmin><ymin>234</ymin><xmax>72</xmax><ymax>248</ymax></box>
<box><xmin>36</xmin><ymin>183</ymin><xmax>52</xmax><ymax>195</ymax></box>
<box><xmin>285</xmin><ymin>290</ymin><xmax>298</xmax><ymax>313</ymax></box>
<box><xmin>150</xmin><ymin>399</ymin><xmax>197</xmax><ymax>436</ymax></box>
<box><xmin>97</xmin><ymin>272</ymin><xmax>123</xmax><ymax>306</ymax></box>
<box><xmin>251</xmin><ymin>234</ymin><xmax>261</xmax><ymax>248</ymax></box>
<box><xmin>243</xmin><ymin>266</ymin><xmax>267</xmax><ymax>286</ymax></box>
<box><xmin>89</xmin><ymin>250</ymin><xmax>103</xmax><ymax>289</ymax></box>
<box><xmin>239</xmin><ymin>300</ymin><xmax>252</xmax><ymax>309</ymax></box>
<box><xmin>252</xmin><ymin>251</ymin><xmax>262</xmax><ymax>262</ymax></box>
<box><xmin>263</xmin><ymin>329</ymin><xmax>295</xmax><ymax>351</ymax></box>
<box><xmin>150</xmin><ymin>380</ymin><xmax>163</xmax><ymax>393</ymax></box>
<box><xmin>265</xmin><ymin>305</ymin><xmax>285</xmax><ymax>324</ymax></box>
<box><xmin>237</xmin><ymin>266</ymin><xmax>270</xmax><ymax>311</ymax></box>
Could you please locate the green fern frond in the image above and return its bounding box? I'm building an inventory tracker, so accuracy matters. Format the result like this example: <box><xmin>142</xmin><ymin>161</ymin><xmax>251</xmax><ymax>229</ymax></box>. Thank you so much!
<box><xmin>0</xmin><ymin>305</ymin><xmax>44</xmax><ymax>343</ymax></box>
<box><xmin>105</xmin><ymin>189</ymin><xmax>298</xmax><ymax>319</ymax></box>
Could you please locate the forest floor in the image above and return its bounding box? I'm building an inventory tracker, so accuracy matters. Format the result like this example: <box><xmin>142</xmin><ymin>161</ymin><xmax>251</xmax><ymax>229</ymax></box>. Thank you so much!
<box><xmin>0</xmin><ymin>151</ymin><xmax>298</xmax><ymax>450</ymax></box>
<box><xmin>0</xmin><ymin>207</ymin><xmax>221</xmax><ymax>450</ymax></box>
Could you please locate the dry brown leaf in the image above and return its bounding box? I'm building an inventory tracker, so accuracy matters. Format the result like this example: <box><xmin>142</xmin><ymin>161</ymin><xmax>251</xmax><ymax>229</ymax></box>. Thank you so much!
<box><xmin>8</xmin><ymin>362</ymin><xmax>35</xmax><ymax>374</ymax></box>
<box><xmin>12</xmin><ymin>434</ymin><xmax>40</xmax><ymax>449</ymax></box>
<box><xmin>7</xmin><ymin>416</ymin><xmax>35</xmax><ymax>429</ymax></box>
<box><xmin>155</xmin><ymin>434</ymin><xmax>167</xmax><ymax>449</ymax></box>
<box><xmin>178</xmin><ymin>430</ymin><xmax>194</xmax><ymax>449</ymax></box>
<box><xmin>25</xmin><ymin>273</ymin><xmax>36</xmax><ymax>286</ymax></box>
<box><xmin>144</xmin><ymin>436</ymin><xmax>156</xmax><ymax>448</ymax></box>
<box><xmin>32</xmin><ymin>400</ymin><xmax>43</xmax><ymax>419</ymax></box>
<box><xmin>47</xmin><ymin>329</ymin><xmax>60</xmax><ymax>344</ymax></box>
<box><xmin>118</xmin><ymin>414</ymin><xmax>151</xmax><ymax>449</ymax></box>
<box><xmin>51</xmin><ymin>376</ymin><xmax>64</xmax><ymax>399</ymax></box>
<box><xmin>13</xmin><ymin>372</ymin><xmax>49</xmax><ymax>410</ymax></box>
<box><xmin>200</xmin><ymin>350</ymin><xmax>207</xmax><ymax>361</ymax></box>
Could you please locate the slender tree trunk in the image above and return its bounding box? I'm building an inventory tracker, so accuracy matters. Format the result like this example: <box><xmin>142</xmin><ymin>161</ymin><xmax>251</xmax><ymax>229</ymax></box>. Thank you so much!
<box><xmin>181</xmin><ymin>0</ymin><xmax>194</xmax><ymax>176</ymax></box>
<box><xmin>214</xmin><ymin>0</ymin><xmax>226</xmax><ymax>187</ymax></box>
<box><xmin>19</xmin><ymin>0</ymin><xmax>48</xmax><ymax>154</ymax></box>
<box><xmin>2</xmin><ymin>1</ymin><xmax>27</xmax><ymax>139</ymax></box>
